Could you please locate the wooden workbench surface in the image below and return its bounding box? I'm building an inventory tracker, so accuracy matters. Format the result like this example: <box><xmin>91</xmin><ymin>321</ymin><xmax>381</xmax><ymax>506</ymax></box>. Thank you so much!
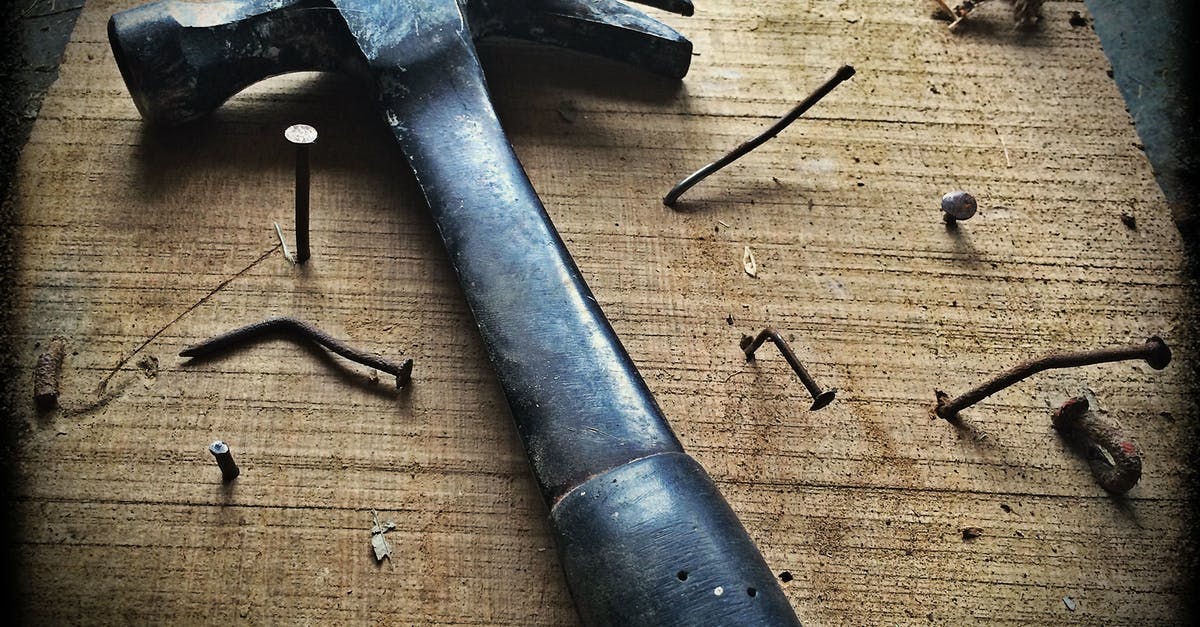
<box><xmin>8</xmin><ymin>0</ymin><xmax>1196</xmax><ymax>624</ymax></box>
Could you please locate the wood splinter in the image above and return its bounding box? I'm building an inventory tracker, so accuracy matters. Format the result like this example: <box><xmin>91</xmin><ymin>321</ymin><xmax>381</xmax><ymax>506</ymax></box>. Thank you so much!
<box><xmin>34</xmin><ymin>336</ymin><xmax>68</xmax><ymax>410</ymax></box>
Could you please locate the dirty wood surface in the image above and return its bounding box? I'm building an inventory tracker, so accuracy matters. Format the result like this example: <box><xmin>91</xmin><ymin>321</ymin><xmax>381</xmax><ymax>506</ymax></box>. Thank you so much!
<box><xmin>7</xmin><ymin>0</ymin><xmax>1197</xmax><ymax>625</ymax></box>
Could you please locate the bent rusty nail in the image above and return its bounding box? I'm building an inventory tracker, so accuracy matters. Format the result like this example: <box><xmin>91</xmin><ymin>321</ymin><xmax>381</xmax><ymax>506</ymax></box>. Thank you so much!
<box><xmin>935</xmin><ymin>336</ymin><xmax>1171</xmax><ymax>420</ymax></box>
<box><xmin>663</xmin><ymin>65</ymin><xmax>855</xmax><ymax>206</ymax></box>
<box><xmin>1052</xmin><ymin>396</ymin><xmax>1141</xmax><ymax>494</ymax></box>
<box><xmin>741</xmin><ymin>328</ymin><xmax>837</xmax><ymax>411</ymax></box>
<box><xmin>180</xmin><ymin>316</ymin><xmax>413</xmax><ymax>388</ymax></box>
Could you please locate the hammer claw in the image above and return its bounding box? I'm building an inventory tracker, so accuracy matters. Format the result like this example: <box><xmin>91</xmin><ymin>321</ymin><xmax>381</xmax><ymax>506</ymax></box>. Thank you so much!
<box><xmin>519</xmin><ymin>0</ymin><xmax>693</xmax><ymax>78</ymax></box>
<box><xmin>624</xmin><ymin>0</ymin><xmax>694</xmax><ymax>17</ymax></box>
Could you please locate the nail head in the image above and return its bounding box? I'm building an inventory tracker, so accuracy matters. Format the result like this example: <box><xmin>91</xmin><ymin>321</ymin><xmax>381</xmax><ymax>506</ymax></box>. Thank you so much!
<box><xmin>809</xmin><ymin>388</ymin><xmax>837</xmax><ymax>411</ymax></box>
<box><xmin>1144</xmin><ymin>336</ymin><xmax>1172</xmax><ymax>370</ymax></box>
<box><xmin>941</xmin><ymin>191</ymin><xmax>977</xmax><ymax>220</ymax></box>
<box><xmin>285</xmin><ymin>124</ymin><xmax>318</xmax><ymax>145</ymax></box>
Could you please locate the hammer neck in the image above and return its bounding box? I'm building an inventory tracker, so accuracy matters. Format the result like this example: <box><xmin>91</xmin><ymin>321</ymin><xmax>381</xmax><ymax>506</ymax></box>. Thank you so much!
<box><xmin>376</xmin><ymin>35</ymin><xmax>683</xmax><ymax>506</ymax></box>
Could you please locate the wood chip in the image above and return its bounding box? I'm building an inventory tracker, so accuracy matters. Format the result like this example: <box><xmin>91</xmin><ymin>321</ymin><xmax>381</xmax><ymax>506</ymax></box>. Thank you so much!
<box><xmin>742</xmin><ymin>245</ymin><xmax>757</xmax><ymax>277</ymax></box>
<box><xmin>370</xmin><ymin>510</ymin><xmax>394</xmax><ymax>562</ymax></box>
<box><xmin>371</xmin><ymin>533</ymin><xmax>393</xmax><ymax>562</ymax></box>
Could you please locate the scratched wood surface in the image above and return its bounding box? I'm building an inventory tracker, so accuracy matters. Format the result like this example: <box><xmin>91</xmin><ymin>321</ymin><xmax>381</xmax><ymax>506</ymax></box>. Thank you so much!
<box><xmin>7</xmin><ymin>0</ymin><xmax>1196</xmax><ymax>624</ymax></box>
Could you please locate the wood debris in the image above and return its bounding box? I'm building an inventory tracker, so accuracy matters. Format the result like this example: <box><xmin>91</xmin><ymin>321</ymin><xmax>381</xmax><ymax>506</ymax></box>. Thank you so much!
<box><xmin>931</xmin><ymin>0</ymin><xmax>1043</xmax><ymax>30</ymax></box>
<box><xmin>370</xmin><ymin>510</ymin><xmax>396</xmax><ymax>562</ymax></box>
<box><xmin>742</xmin><ymin>245</ymin><xmax>757</xmax><ymax>277</ymax></box>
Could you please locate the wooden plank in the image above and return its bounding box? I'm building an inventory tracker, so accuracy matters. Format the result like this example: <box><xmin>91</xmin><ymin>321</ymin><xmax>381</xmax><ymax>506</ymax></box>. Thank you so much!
<box><xmin>8</xmin><ymin>0</ymin><xmax>1195</xmax><ymax>624</ymax></box>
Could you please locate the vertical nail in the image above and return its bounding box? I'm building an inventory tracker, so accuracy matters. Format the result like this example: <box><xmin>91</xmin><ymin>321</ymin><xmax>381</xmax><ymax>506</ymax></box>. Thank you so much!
<box><xmin>285</xmin><ymin>124</ymin><xmax>318</xmax><ymax>264</ymax></box>
<box><xmin>209</xmin><ymin>440</ymin><xmax>240</xmax><ymax>482</ymax></box>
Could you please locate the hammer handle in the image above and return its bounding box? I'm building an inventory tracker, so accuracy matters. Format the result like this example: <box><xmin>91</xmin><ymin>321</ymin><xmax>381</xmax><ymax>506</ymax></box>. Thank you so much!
<box><xmin>377</xmin><ymin>32</ymin><xmax>801</xmax><ymax>627</ymax></box>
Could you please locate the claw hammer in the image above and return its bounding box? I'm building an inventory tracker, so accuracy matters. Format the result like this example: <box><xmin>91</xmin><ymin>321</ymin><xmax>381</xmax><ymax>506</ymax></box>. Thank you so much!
<box><xmin>108</xmin><ymin>1</ymin><xmax>801</xmax><ymax>624</ymax></box>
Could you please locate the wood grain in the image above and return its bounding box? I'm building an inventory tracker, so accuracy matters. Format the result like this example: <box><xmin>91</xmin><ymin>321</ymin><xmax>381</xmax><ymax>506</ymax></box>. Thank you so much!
<box><xmin>8</xmin><ymin>0</ymin><xmax>1196</xmax><ymax>624</ymax></box>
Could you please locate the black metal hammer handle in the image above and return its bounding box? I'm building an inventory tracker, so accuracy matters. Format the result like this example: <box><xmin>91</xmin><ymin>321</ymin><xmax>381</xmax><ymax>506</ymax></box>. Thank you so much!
<box><xmin>108</xmin><ymin>1</ymin><xmax>801</xmax><ymax>624</ymax></box>
<box><xmin>372</xmin><ymin>29</ymin><xmax>799</xmax><ymax>624</ymax></box>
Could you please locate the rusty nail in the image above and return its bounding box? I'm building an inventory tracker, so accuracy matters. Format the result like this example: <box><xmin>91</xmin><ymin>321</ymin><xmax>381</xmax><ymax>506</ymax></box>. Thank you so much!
<box><xmin>285</xmin><ymin>124</ymin><xmax>317</xmax><ymax>264</ymax></box>
<box><xmin>741</xmin><ymin>328</ymin><xmax>837</xmax><ymax>411</ymax></box>
<box><xmin>180</xmin><ymin>316</ymin><xmax>413</xmax><ymax>388</ymax></box>
<box><xmin>935</xmin><ymin>336</ymin><xmax>1171</xmax><ymax>420</ymax></box>
<box><xmin>33</xmin><ymin>336</ymin><xmax>67</xmax><ymax>410</ymax></box>
<box><xmin>663</xmin><ymin>65</ymin><xmax>855</xmax><ymax>207</ymax></box>
<box><xmin>209</xmin><ymin>440</ymin><xmax>240</xmax><ymax>482</ymax></box>
<box><xmin>1052</xmin><ymin>396</ymin><xmax>1142</xmax><ymax>494</ymax></box>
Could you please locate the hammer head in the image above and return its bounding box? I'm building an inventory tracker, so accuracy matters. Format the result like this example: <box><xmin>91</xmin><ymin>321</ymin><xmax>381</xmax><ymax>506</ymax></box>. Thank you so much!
<box><xmin>108</xmin><ymin>0</ymin><xmax>693</xmax><ymax>125</ymax></box>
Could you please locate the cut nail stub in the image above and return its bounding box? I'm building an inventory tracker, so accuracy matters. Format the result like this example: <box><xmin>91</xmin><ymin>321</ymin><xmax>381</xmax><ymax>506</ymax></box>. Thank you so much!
<box><xmin>1052</xmin><ymin>397</ymin><xmax>1142</xmax><ymax>494</ymax></box>
<box><xmin>209</xmin><ymin>440</ymin><xmax>240</xmax><ymax>482</ymax></box>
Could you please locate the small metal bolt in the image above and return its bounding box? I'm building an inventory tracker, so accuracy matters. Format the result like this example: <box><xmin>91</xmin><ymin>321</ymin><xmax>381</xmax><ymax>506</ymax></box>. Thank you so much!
<box><xmin>935</xmin><ymin>336</ymin><xmax>1171</xmax><ymax>420</ymax></box>
<box><xmin>285</xmin><ymin>124</ymin><xmax>318</xmax><ymax>264</ymax></box>
<box><xmin>741</xmin><ymin>328</ymin><xmax>837</xmax><ymax>411</ymax></box>
<box><xmin>941</xmin><ymin>190</ymin><xmax>977</xmax><ymax>224</ymax></box>
<box><xmin>208</xmin><ymin>440</ymin><xmax>240</xmax><ymax>482</ymax></box>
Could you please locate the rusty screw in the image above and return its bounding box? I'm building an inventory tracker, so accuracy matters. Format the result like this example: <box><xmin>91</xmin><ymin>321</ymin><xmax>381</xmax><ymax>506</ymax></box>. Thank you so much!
<box><xmin>741</xmin><ymin>328</ymin><xmax>837</xmax><ymax>411</ymax></box>
<box><xmin>285</xmin><ymin>124</ymin><xmax>318</xmax><ymax>263</ymax></box>
<box><xmin>208</xmin><ymin>440</ymin><xmax>240</xmax><ymax>482</ymax></box>
<box><xmin>941</xmin><ymin>190</ymin><xmax>977</xmax><ymax>225</ymax></box>
<box><xmin>935</xmin><ymin>336</ymin><xmax>1171</xmax><ymax>420</ymax></box>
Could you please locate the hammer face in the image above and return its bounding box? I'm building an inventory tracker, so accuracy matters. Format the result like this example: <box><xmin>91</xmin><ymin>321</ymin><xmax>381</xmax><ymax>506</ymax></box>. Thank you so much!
<box><xmin>475</xmin><ymin>0</ymin><xmax>693</xmax><ymax>78</ymax></box>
